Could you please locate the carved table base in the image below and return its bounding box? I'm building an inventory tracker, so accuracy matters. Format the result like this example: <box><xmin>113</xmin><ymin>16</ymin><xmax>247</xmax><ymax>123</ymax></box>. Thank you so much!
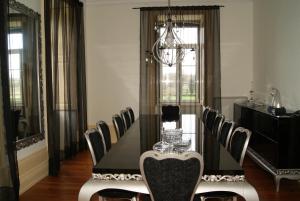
<box><xmin>79</xmin><ymin>174</ymin><xmax>259</xmax><ymax>201</ymax></box>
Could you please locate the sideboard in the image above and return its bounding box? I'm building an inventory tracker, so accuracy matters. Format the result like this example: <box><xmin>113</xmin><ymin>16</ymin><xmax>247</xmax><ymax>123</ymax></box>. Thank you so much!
<box><xmin>234</xmin><ymin>102</ymin><xmax>300</xmax><ymax>191</ymax></box>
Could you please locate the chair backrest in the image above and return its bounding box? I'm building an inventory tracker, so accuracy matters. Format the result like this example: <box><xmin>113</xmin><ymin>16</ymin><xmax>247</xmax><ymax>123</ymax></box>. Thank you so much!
<box><xmin>229</xmin><ymin>127</ymin><xmax>252</xmax><ymax>166</ymax></box>
<box><xmin>212</xmin><ymin>114</ymin><xmax>225</xmax><ymax>137</ymax></box>
<box><xmin>120</xmin><ymin>109</ymin><xmax>131</xmax><ymax>130</ymax></box>
<box><xmin>161</xmin><ymin>105</ymin><xmax>180</xmax><ymax>122</ymax></box>
<box><xmin>205</xmin><ymin>109</ymin><xmax>217</xmax><ymax>131</ymax></box>
<box><xmin>112</xmin><ymin>114</ymin><xmax>125</xmax><ymax>139</ymax></box>
<box><xmin>96</xmin><ymin>120</ymin><xmax>112</xmax><ymax>152</ymax></box>
<box><xmin>202</xmin><ymin>106</ymin><xmax>210</xmax><ymax>124</ymax></box>
<box><xmin>140</xmin><ymin>151</ymin><xmax>204</xmax><ymax>201</ymax></box>
<box><xmin>218</xmin><ymin>121</ymin><xmax>235</xmax><ymax>150</ymax></box>
<box><xmin>84</xmin><ymin>128</ymin><xmax>105</xmax><ymax>166</ymax></box>
<box><xmin>126</xmin><ymin>107</ymin><xmax>135</xmax><ymax>124</ymax></box>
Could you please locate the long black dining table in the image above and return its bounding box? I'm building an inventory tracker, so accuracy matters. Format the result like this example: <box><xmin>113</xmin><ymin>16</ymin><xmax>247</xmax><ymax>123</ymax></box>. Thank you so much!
<box><xmin>78</xmin><ymin>114</ymin><xmax>259</xmax><ymax>201</ymax></box>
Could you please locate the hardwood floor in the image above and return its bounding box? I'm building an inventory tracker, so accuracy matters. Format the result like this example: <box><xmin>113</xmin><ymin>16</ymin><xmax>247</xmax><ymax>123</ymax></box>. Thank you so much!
<box><xmin>20</xmin><ymin>150</ymin><xmax>300</xmax><ymax>201</ymax></box>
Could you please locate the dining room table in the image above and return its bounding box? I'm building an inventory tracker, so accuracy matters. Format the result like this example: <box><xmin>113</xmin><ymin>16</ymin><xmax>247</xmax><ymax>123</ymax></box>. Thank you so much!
<box><xmin>78</xmin><ymin>114</ymin><xmax>259</xmax><ymax>201</ymax></box>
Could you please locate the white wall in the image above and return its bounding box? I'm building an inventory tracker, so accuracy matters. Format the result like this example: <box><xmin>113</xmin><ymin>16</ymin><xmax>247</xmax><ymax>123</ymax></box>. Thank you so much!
<box><xmin>17</xmin><ymin>0</ymin><xmax>41</xmax><ymax>13</ymax></box>
<box><xmin>85</xmin><ymin>0</ymin><xmax>253</xmax><ymax>125</ymax></box>
<box><xmin>253</xmin><ymin>0</ymin><xmax>300</xmax><ymax>110</ymax></box>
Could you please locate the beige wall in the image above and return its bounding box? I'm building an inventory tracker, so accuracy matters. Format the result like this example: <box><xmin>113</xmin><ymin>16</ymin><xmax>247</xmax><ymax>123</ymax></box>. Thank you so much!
<box><xmin>85</xmin><ymin>0</ymin><xmax>253</xmax><ymax>125</ymax></box>
<box><xmin>253</xmin><ymin>0</ymin><xmax>300</xmax><ymax>110</ymax></box>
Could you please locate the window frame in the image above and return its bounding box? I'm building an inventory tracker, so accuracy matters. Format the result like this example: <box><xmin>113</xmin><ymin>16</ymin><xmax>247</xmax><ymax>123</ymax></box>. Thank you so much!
<box><xmin>158</xmin><ymin>24</ymin><xmax>201</xmax><ymax>104</ymax></box>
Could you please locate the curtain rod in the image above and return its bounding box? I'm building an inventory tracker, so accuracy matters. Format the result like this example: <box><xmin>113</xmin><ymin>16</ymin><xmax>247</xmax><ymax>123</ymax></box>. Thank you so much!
<box><xmin>133</xmin><ymin>5</ymin><xmax>224</xmax><ymax>10</ymax></box>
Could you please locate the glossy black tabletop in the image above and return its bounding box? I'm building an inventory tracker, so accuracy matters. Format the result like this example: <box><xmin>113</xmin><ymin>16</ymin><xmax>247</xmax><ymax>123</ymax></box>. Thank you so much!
<box><xmin>93</xmin><ymin>114</ymin><xmax>243</xmax><ymax>175</ymax></box>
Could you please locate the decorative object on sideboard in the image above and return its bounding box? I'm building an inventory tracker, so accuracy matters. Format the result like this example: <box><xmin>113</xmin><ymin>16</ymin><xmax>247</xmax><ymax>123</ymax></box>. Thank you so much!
<box><xmin>267</xmin><ymin>87</ymin><xmax>286</xmax><ymax>115</ymax></box>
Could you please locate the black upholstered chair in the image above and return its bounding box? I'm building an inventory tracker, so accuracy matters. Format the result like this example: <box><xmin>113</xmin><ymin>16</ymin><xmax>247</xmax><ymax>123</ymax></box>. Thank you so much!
<box><xmin>121</xmin><ymin>109</ymin><xmax>132</xmax><ymax>130</ymax></box>
<box><xmin>112</xmin><ymin>114</ymin><xmax>126</xmax><ymax>139</ymax></box>
<box><xmin>211</xmin><ymin>114</ymin><xmax>225</xmax><ymax>137</ymax></box>
<box><xmin>197</xmin><ymin>127</ymin><xmax>251</xmax><ymax>201</ymax></box>
<box><xmin>96</xmin><ymin>120</ymin><xmax>112</xmax><ymax>153</ymax></box>
<box><xmin>229</xmin><ymin>127</ymin><xmax>252</xmax><ymax>166</ymax></box>
<box><xmin>204</xmin><ymin>109</ymin><xmax>217</xmax><ymax>132</ymax></box>
<box><xmin>126</xmin><ymin>107</ymin><xmax>135</xmax><ymax>124</ymax></box>
<box><xmin>218</xmin><ymin>121</ymin><xmax>235</xmax><ymax>150</ymax></box>
<box><xmin>84</xmin><ymin>128</ymin><xmax>105</xmax><ymax>166</ymax></box>
<box><xmin>201</xmin><ymin>106</ymin><xmax>210</xmax><ymax>124</ymax></box>
<box><xmin>161</xmin><ymin>105</ymin><xmax>180</xmax><ymax>122</ymax></box>
<box><xmin>140</xmin><ymin>151</ymin><xmax>204</xmax><ymax>201</ymax></box>
<box><xmin>84</xmin><ymin>128</ymin><xmax>138</xmax><ymax>201</ymax></box>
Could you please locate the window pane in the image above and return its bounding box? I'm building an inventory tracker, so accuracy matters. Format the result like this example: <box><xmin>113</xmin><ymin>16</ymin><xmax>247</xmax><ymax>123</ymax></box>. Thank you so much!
<box><xmin>181</xmin><ymin>66</ymin><xmax>196</xmax><ymax>101</ymax></box>
<box><xmin>182</xmin><ymin>50</ymin><xmax>196</xmax><ymax>65</ymax></box>
<box><xmin>174</xmin><ymin>27</ymin><xmax>198</xmax><ymax>44</ymax></box>
<box><xmin>8</xmin><ymin>53</ymin><xmax>21</xmax><ymax>71</ymax></box>
<box><xmin>159</xmin><ymin>26</ymin><xmax>199</xmax><ymax>103</ymax></box>
<box><xmin>8</xmin><ymin>33</ymin><xmax>23</xmax><ymax>50</ymax></box>
<box><xmin>161</xmin><ymin>66</ymin><xmax>176</xmax><ymax>102</ymax></box>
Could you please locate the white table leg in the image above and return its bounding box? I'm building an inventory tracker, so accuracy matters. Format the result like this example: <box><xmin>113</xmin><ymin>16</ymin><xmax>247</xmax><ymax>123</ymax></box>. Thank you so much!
<box><xmin>195</xmin><ymin>180</ymin><xmax>259</xmax><ymax>201</ymax></box>
<box><xmin>78</xmin><ymin>179</ymin><xmax>148</xmax><ymax>201</ymax></box>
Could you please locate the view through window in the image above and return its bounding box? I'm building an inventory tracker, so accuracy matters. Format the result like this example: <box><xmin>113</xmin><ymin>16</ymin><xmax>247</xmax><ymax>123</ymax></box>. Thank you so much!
<box><xmin>8</xmin><ymin>32</ymin><xmax>23</xmax><ymax>107</ymax></box>
<box><xmin>159</xmin><ymin>26</ymin><xmax>200</xmax><ymax>104</ymax></box>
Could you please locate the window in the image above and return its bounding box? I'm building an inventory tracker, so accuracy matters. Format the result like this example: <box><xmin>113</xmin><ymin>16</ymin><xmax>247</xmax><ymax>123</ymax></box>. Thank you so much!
<box><xmin>8</xmin><ymin>32</ymin><xmax>23</xmax><ymax>107</ymax></box>
<box><xmin>159</xmin><ymin>26</ymin><xmax>201</xmax><ymax>103</ymax></box>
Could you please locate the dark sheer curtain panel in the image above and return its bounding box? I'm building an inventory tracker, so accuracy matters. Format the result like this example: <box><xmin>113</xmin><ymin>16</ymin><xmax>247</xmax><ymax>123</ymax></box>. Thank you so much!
<box><xmin>45</xmin><ymin>0</ymin><xmax>87</xmax><ymax>176</ymax></box>
<box><xmin>0</xmin><ymin>0</ymin><xmax>20</xmax><ymax>200</ymax></box>
<box><xmin>140</xmin><ymin>6</ymin><xmax>221</xmax><ymax>115</ymax></box>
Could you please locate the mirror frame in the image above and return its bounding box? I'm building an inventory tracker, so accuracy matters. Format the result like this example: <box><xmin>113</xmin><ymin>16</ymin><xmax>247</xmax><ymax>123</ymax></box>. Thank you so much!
<box><xmin>8</xmin><ymin>0</ymin><xmax>45</xmax><ymax>150</ymax></box>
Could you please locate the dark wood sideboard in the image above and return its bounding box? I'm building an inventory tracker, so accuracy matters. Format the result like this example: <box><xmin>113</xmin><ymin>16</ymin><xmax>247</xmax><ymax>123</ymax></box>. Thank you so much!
<box><xmin>234</xmin><ymin>102</ymin><xmax>300</xmax><ymax>191</ymax></box>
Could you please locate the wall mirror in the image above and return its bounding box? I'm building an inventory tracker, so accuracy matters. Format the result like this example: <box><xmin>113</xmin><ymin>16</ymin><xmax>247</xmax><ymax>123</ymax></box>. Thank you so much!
<box><xmin>8</xmin><ymin>0</ymin><xmax>44</xmax><ymax>150</ymax></box>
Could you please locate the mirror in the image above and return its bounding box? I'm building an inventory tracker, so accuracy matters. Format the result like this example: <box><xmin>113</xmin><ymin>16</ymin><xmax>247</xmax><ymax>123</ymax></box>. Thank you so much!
<box><xmin>7</xmin><ymin>0</ymin><xmax>44</xmax><ymax>150</ymax></box>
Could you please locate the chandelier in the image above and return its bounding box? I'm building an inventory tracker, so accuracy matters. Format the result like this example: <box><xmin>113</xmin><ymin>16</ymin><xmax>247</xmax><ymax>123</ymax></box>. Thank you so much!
<box><xmin>152</xmin><ymin>0</ymin><xmax>185</xmax><ymax>67</ymax></box>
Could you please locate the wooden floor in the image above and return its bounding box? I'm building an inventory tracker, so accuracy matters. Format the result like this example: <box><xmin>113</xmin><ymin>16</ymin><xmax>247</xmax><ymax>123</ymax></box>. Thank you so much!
<box><xmin>20</xmin><ymin>150</ymin><xmax>300</xmax><ymax>201</ymax></box>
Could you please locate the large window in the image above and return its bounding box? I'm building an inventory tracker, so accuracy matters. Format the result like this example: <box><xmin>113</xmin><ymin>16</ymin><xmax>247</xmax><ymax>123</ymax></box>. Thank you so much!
<box><xmin>159</xmin><ymin>26</ymin><xmax>200</xmax><ymax>103</ymax></box>
<box><xmin>8</xmin><ymin>32</ymin><xmax>23</xmax><ymax>107</ymax></box>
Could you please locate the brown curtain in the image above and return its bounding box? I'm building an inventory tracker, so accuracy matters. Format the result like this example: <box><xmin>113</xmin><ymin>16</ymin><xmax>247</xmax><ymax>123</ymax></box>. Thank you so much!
<box><xmin>0</xmin><ymin>0</ymin><xmax>20</xmax><ymax>200</ymax></box>
<box><xmin>140</xmin><ymin>7</ymin><xmax>221</xmax><ymax>115</ymax></box>
<box><xmin>45</xmin><ymin>0</ymin><xmax>87</xmax><ymax>176</ymax></box>
<box><xmin>203</xmin><ymin>9</ymin><xmax>221</xmax><ymax>112</ymax></box>
<box><xmin>140</xmin><ymin>9</ymin><xmax>160</xmax><ymax>115</ymax></box>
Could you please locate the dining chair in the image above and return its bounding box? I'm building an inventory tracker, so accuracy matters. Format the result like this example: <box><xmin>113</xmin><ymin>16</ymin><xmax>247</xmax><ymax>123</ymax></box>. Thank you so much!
<box><xmin>140</xmin><ymin>150</ymin><xmax>204</xmax><ymax>201</ymax></box>
<box><xmin>204</xmin><ymin>109</ymin><xmax>217</xmax><ymax>132</ymax></box>
<box><xmin>218</xmin><ymin>121</ymin><xmax>236</xmax><ymax>150</ymax></box>
<box><xmin>96</xmin><ymin>120</ymin><xmax>112</xmax><ymax>153</ymax></box>
<box><xmin>229</xmin><ymin>127</ymin><xmax>252</xmax><ymax>166</ymax></box>
<box><xmin>161</xmin><ymin>105</ymin><xmax>180</xmax><ymax>122</ymax></box>
<box><xmin>112</xmin><ymin>114</ymin><xmax>126</xmax><ymax>139</ymax></box>
<box><xmin>126</xmin><ymin>106</ymin><xmax>135</xmax><ymax>124</ymax></box>
<box><xmin>197</xmin><ymin>127</ymin><xmax>252</xmax><ymax>201</ymax></box>
<box><xmin>84</xmin><ymin>128</ymin><xmax>105</xmax><ymax>166</ymax></box>
<box><xmin>121</xmin><ymin>109</ymin><xmax>132</xmax><ymax>130</ymax></box>
<box><xmin>84</xmin><ymin>128</ymin><xmax>138</xmax><ymax>201</ymax></box>
<box><xmin>201</xmin><ymin>105</ymin><xmax>210</xmax><ymax>124</ymax></box>
<box><xmin>211</xmin><ymin>114</ymin><xmax>225</xmax><ymax>137</ymax></box>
